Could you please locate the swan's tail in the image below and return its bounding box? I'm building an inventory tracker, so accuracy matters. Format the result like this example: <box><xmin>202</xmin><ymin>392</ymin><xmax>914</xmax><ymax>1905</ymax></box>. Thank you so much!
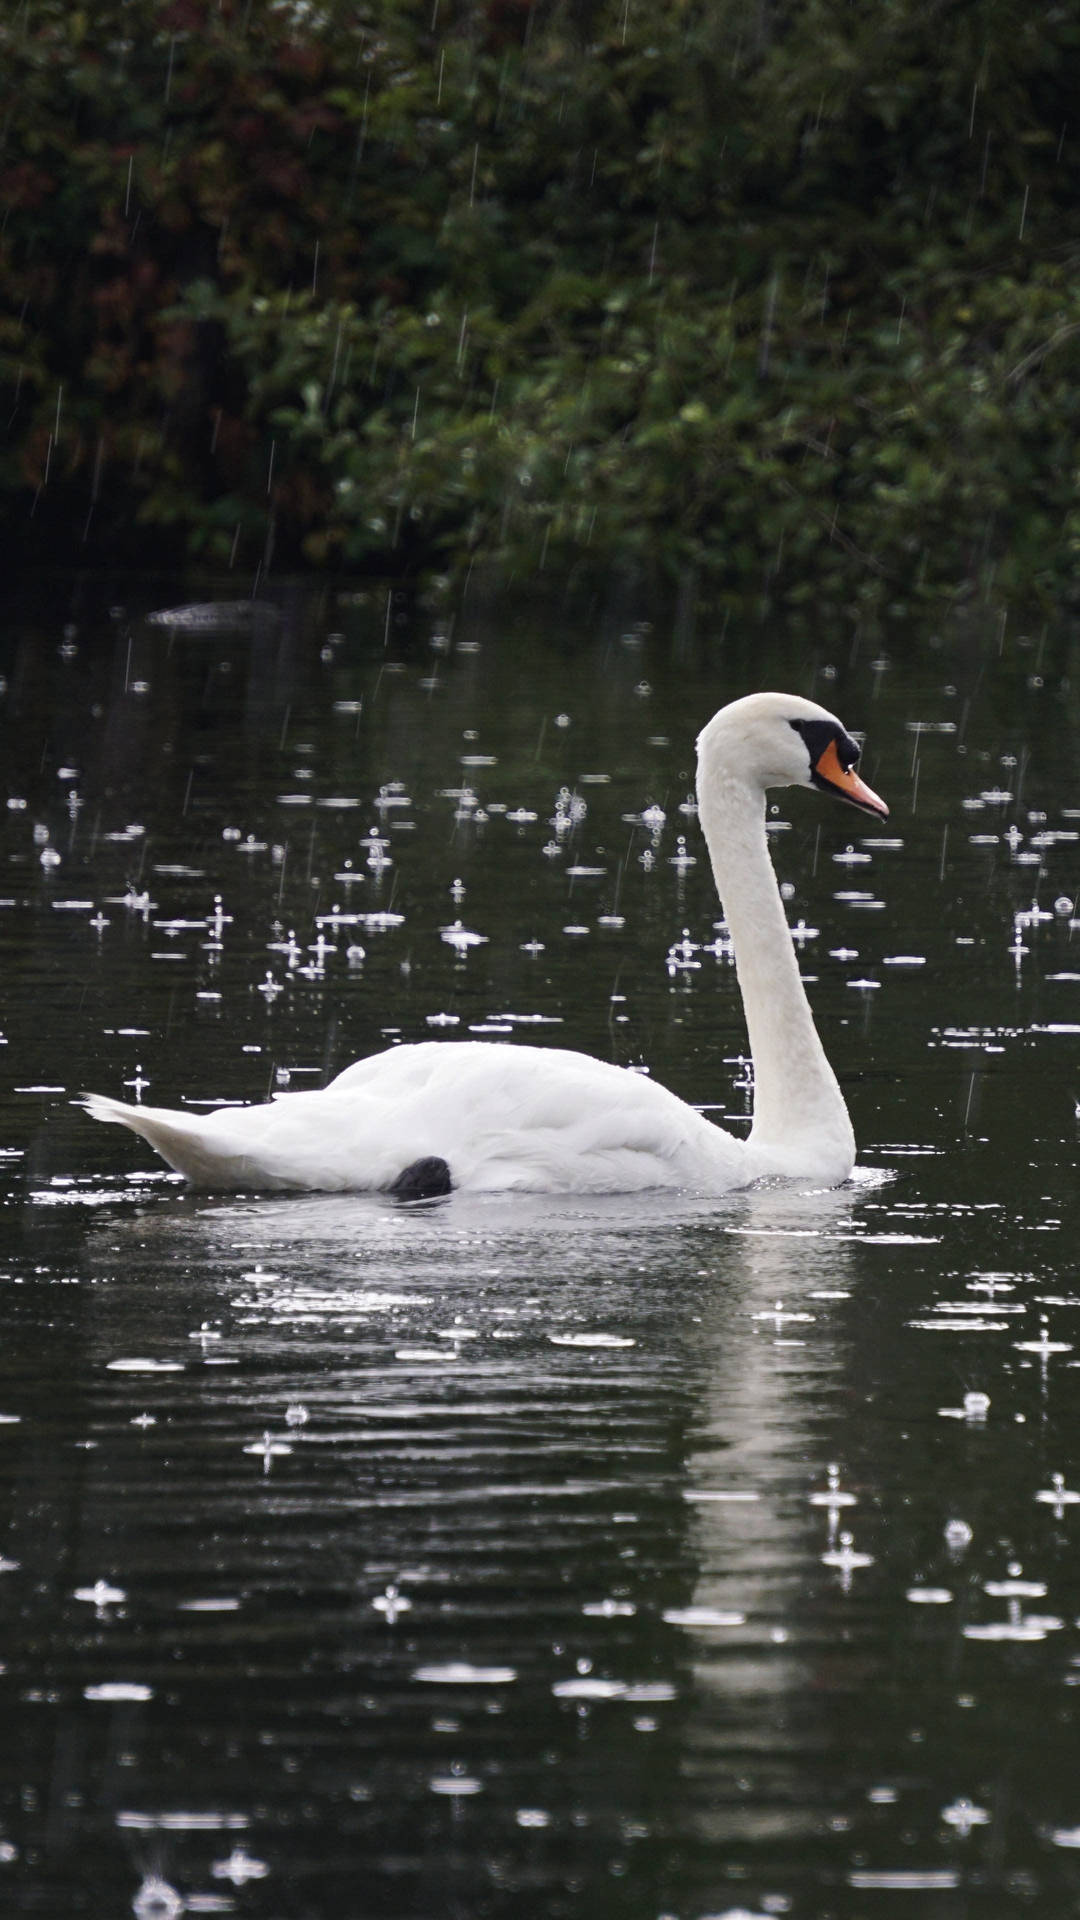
<box><xmin>81</xmin><ymin>1093</ymin><xmax>225</xmax><ymax>1184</ymax></box>
<box><xmin>83</xmin><ymin>1092</ymin><xmax>141</xmax><ymax>1131</ymax></box>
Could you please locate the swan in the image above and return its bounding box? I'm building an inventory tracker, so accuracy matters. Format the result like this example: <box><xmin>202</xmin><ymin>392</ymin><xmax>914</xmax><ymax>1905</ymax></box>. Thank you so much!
<box><xmin>83</xmin><ymin>691</ymin><xmax>887</xmax><ymax>1197</ymax></box>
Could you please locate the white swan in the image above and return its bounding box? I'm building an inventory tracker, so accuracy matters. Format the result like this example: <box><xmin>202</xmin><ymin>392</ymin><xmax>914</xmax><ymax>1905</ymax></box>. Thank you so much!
<box><xmin>83</xmin><ymin>691</ymin><xmax>888</xmax><ymax>1197</ymax></box>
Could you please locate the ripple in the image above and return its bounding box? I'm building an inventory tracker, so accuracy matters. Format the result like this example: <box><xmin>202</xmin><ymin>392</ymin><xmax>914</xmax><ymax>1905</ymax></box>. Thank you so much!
<box><xmin>413</xmin><ymin>1663</ymin><xmax>517</xmax><ymax>1684</ymax></box>
<box><xmin>548</xmin><ymin>1332</ymin><xmax>636</xmax><ymax>1348</ymax></box>
<box><xmin>84</xmin><ymin>1681</ymin><xmax>153</xmax><ymax>1702</ymax></box>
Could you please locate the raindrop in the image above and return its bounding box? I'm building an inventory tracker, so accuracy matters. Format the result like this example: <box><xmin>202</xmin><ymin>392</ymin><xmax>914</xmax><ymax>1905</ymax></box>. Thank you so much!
<box><xmin>243</xmin><ymin>1431</ymin><xmax>292</xmax><ymax>1470</ymax></box>
<box><xmin>372</xmin><ymin>1583</ymin><xmax>412</xmax><ymax>1623</ymax></box>
<box><xmin>809</xmin><ymin>1464</ymin><xmax>856</xmax><ymax>1510</ymax></box>
<box><xmin>983</xmin><ymin>1563</ymin><xmax>1045</xmax><ymax>1598</ymax></box>
<box><xmin>123</xmin><ymin>1066</ymin><xmax>150</xmax><ymax>1102</ymax></box>
<box><xmin>1014</xmin><ymin>1314</ymin><xmax>1072</xmax><ymax>1358</ymax></box>
<box><xmin>753</xmin><ymin>1299</ymin><xmax>815</xmax><ymax>1330</ymax></box>
<box><xmin>440</xmin><ymin>920</ymin><xmax>488</xmax><ymax>954</ymax></box>
<box><xmin>941</xmin><ymin>1797</ymin><xmax>990</xmax><ymax>1835</ymax></box>
<box><xmin>668</xmin><ymin>836</ymin><xmax>695</xmax><ymax>870</ymax></box>
<box><xmin>74</xmin><ymin>1580</ymin><xmax>126</xmax><ymax>1609</ymax></box>
<box><xmin>211</xmin><ymin>1847</ymin><xmax>269</xmax><ymax>1885</ymax></box>
<box><xmin>132</xmin><ymin>1876</ymin><xmax>183</xmax><ymax>1920</ymax></box>
<box><xmin>821</xmin><ymin>1530</ymin><xmax>874</xmax><ymax>1581</ymax></box>
<box><xmin>1036</xmin><ymin>1472</ymin><xmax>1080</xmax><ymax>1515</ymax></box>
<box><xmin>666</xmin><ymin>929</ymin><xmax>701</xmax><ymax>976</ymax></box>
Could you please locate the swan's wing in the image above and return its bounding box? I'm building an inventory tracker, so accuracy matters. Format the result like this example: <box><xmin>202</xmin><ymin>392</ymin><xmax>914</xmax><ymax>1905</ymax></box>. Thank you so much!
<box><xmin>336</xmin><ymin>1043</ymin><xmax>747</xmax><ymax>1192</ymax></box>
<box><xmin>325</xmin><ymin>1041</ymin><xmax>450</xmax><ymax>1096</ymax></box>
<box><xmin>85</xmin><ymin>1042</ymin><xmax>748</xmax><ymax>1194</ymax></box>
<box><xmin>324</xmin><ymin>1038</ymin><xmax>603</xmax><ymax>1099</ymax></box>
<box><xmin>461</xmin><ymin>1073</ymin><xmax>747</xmax><ymax>1191</ymax></box>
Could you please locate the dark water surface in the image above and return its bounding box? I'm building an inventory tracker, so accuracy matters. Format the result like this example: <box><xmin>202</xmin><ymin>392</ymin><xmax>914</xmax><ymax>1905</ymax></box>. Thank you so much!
<box><xmin>0</xmin><ymin>580</ymin><xmax>1078</xmax><ymax>1919</ymax></box>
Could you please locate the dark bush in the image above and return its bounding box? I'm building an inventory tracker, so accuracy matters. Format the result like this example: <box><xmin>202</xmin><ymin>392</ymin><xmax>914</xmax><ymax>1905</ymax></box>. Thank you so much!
<box><xmin>3</xmin><ymin>0</ymin><xmax>1080</xmax><ymax>612</ymax></box>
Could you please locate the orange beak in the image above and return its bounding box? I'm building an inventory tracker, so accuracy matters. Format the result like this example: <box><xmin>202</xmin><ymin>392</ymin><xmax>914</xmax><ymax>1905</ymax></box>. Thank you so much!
<box><xmin>814</xmin><ymin>738</ymin><xmax>889</xmax><ymax>818</ymax></box>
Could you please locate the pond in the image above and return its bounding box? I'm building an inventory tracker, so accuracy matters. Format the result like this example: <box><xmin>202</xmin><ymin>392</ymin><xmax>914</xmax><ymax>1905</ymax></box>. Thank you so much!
<box><xmin>0</xmin><ymin>577</ymin><xmax>1078</xmax><ymax>1919</ymax></box>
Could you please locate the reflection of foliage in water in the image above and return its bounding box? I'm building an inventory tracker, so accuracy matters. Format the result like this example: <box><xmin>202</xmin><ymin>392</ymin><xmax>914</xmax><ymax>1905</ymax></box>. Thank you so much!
<box><xmin>3</xmin><ymin>0</ymin><xmax>1080</xmax><ymax>609</ymax></box>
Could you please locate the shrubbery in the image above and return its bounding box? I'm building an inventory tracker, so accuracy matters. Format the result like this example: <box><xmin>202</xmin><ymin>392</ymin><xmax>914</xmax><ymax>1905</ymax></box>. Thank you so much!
<box><xmin>3</xmin><ymin>0</ymin><xmax>1080</xmax><ymax>612</ymax></box>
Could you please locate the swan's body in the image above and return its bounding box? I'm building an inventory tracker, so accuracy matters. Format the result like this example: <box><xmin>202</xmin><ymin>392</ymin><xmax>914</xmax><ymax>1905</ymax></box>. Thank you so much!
<box><xmin>84</xmin><ymin>692</ymin><xmax>888</xmax><ymax>1196</ymax></box>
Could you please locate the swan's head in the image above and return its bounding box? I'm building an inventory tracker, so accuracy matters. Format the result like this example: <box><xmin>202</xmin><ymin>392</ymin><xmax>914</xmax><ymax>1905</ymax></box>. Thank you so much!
<box><xmin>697</xmin><ymin>691</ymin><xmax>888</xmax><ymax>818</ymax></box>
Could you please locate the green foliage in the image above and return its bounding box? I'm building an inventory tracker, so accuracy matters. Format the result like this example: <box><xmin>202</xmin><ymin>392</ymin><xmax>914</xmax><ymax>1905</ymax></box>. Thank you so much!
<box><xmin>3</xmin><ymin>0</ymin><xmax>1080</xmax><ymax>612</ymax></box>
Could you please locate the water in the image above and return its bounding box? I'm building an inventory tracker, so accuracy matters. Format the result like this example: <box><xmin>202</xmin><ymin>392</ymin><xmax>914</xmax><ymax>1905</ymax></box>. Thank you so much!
<box><xmin>0</xmin><ymin>580</ymin><xmax>1078</xmax><ymax>1917</ymax></box>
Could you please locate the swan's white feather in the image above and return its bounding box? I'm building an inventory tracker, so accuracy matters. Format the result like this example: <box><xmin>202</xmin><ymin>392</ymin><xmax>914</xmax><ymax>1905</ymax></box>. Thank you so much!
<box><xmin>84</xmin><ymin>1043</ymin><xmax>748</xmax><ymax>1193</ymax></box>
<box><xmin>83</xmin><ymin>691</ymin><xmax>887</xmax><ymax>1197</ymax></box>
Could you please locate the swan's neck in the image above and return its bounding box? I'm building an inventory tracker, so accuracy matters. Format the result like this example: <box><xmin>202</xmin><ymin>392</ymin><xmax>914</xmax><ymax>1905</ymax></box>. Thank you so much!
<box><xmin>699</xmin><ymin>778</ymin><xmax>853</xmax><ymax>1166</ymax></box>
